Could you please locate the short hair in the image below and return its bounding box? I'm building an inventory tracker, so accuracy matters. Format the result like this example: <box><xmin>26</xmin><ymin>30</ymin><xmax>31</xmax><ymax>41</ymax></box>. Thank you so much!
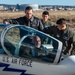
<box><xmin>42</xmin><ymin>11</ymin><xmax>49</xmax><ymax>16</ymax></box>
<box><xmin>34</xmin><ymin>36</ymin><xmax>41</xmax><ymax>41</ymax></box>
<box><xmin>56</xmin><ymin>18</ymin><xmax>66</xmax><ymax>25</ymax></box>
<box><xmin>25</xmin><ymin>6</ymin><xmax>33</xmax><ymax>11</ymax></box>
<box><xmin>32</xmin><ymin>35</ymin><xmax>41</xmax><ymax>44</ymax></box>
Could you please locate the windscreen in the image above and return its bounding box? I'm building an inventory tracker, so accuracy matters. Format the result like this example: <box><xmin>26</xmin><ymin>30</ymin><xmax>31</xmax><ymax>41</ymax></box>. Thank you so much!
<box><xmin>2</xmin><ymin>25</ymin><xmax>62</xmax><ymax>63</ymax></box>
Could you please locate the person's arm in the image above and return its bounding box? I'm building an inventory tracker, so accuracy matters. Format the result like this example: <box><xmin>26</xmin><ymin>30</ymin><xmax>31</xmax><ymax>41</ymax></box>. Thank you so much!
<box><xmin>67</xmin><ymin>29</ymin><xmax>75</xmax><ymax>55</ymax></box>
<box><xmin>71</xmin><ymin>31</ymin><xmax>75</xmax><ymax>55</ymax></box>
<box><xmin>38</xmin><ymin>19</ymin><xmax>44</xmax><ymax>31</ymax></box>
<box><xmin>3</xmin><ymin>17</ymin><xmax>22</xmax><ymax>25</ymax></box>
<box><xmin>43</xmin><ymin>25</ymin><xmax>55</xmax><ymax>35</ymax></box>
<box><xmin>3</xmin><ymin>19</ymin><xmax>12</xmax><ymax>24</ymax></box>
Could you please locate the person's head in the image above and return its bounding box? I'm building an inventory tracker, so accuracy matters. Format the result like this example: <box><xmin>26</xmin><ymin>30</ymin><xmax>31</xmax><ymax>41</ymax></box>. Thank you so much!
<box><xmin>25</xmin><ymin>6</ymin><xmax>33</xmax><ymax>19</ymax></box>
<box><xmin>56</xmin><ymin>18</ymin><xmax>67</xmax><ymax>30</ymax></box>
<box><xmin>32</xmin><ymin>36</ymin><xmax>41</xmax><ymax>48</ymax></box>
<box><xmin>42</xmin><ymin>11</ymin><xmax>49</xmax><ymax>22</ymax></box>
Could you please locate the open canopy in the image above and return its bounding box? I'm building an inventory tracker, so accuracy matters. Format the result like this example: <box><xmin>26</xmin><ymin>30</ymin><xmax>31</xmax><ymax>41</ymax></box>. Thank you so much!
<box><xmin>0</xmin><ymin>24</ymin><xmax>62</xmax><ymax>64</ymax></box>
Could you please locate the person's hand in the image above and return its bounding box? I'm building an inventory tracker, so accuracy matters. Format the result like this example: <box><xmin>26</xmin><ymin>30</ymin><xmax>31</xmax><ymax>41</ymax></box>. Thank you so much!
<box><xmin>4</xmin><ymin>21</ymin><xmax>10</xmax><ymax>24</ymax></box>
<box><xmin>3</xmin><ymin>19</ymin><xmax>10</xmax><ymax>25</ymax></box>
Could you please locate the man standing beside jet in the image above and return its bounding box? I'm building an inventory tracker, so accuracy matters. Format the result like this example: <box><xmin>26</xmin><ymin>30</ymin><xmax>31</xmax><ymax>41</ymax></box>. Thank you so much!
<box><xmin>3</xmin><ymin>6</ymin><xmax>44</xmax><ymax>31</ymax></box>
<box><xmin>44</xmin><ymin>18</ymin><xmax>75</xmax><ymax>55</ymax></box>
<box><xmin>40</xmin><ymin>10</ymin><xmax>52</xmax><ymax>28</ymax></box>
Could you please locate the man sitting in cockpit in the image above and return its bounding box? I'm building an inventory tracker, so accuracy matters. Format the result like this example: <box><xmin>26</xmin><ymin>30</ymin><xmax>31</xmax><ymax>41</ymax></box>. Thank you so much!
<box><xmin>31</xmin><ymin>35</ymin><xmax>48</xmax><ymax>57</ymax></box>
<box><xmin>19</xmin><ymin>35</ymin><xmax>48</xmax><ymax>58</ymax></box>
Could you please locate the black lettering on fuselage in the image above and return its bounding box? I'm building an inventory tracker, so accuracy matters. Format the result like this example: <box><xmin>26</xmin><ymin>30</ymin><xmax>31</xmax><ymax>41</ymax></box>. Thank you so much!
<box><xmin>2</xmin><ymin>56</ymin><xmax>9</xmax><ymax>62</ymax></box>
<box><xmin>12</xmin><ymin>58</ymin><xmax>17</xmax><ymax>64</ymax></box>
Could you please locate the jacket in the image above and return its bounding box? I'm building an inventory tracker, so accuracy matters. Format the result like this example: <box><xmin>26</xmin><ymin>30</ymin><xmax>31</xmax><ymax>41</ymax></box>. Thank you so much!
<box><xmin>39</xmin><ymin>19</ymin><xmax>52</xmax><ymax>28</ymax></box>
<box><xmin>5</xmin><ymin>16</ymin><xmax>44</xmax><ymax>31</ymax></box>
<box><xmin>44</xmin><ymin>25</ymin><xmax>75</xmax><ymax>55</ymax></box>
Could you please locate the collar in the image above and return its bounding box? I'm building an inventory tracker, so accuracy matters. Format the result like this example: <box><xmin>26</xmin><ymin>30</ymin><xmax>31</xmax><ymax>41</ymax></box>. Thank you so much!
<box><xmin>41</xmin><ymin>19</ymin><xmax>49</xmax><ymax>23</ymax></box>
<box><xmin>25</xmin><ymin>15</ymin><xmax>34</xmax><ymax>22</ymax></box>
<box><xmin>63</xmin><ymin>25</ymin><xmax>69</xmax><ymax>34</ymax></box>
<box><xmin>57</xmin><ymin>25</ymin><xmax>68</xmax><ymax>34</ymax></box>
<box><xmin>30</xmin><ymin>16</ymin><xmax>34</xmax><ymax>22</ymax></box>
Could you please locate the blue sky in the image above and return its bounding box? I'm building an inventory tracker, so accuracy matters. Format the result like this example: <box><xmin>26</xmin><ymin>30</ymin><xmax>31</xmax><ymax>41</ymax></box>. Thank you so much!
<box><xmin>0</xmin><ymin>0</ymin><xmax>75</xmax><ymax>5</ymax></box>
